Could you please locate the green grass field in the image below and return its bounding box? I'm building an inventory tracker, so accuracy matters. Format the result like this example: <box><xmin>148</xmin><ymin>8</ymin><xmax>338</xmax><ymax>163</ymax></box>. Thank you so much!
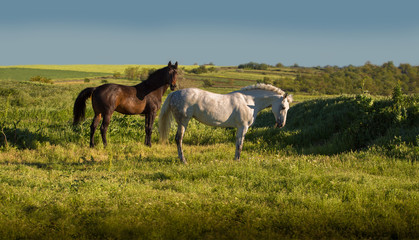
<box><xmin>0</xmin><ymin>68</ymin><xmax>109</xmax><ymax>82</ymax></box>
<box><xmin>0</xmin><ymin>65</ymin><xmax>418</xmax><ymax>239</ymax></box>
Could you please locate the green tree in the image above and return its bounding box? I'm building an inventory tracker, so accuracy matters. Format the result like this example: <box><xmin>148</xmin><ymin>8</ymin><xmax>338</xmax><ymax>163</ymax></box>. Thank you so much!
<box><xmin>124</xmin><ymin>67</ymin><xmax>141</xmax><ymax>80</ymax></box>
<box><xmin>275</xmin><ymin>62</ymin><xmax>284</xmax><ymax>68</ymax></box>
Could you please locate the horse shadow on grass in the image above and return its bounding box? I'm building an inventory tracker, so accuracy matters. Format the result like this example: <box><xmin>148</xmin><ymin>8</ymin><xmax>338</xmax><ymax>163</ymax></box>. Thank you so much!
<box><xmin>1</xmin><ymin>127</ymin><xmax>52</xmax><ymax>150</ymax></box>
<box><xmin>0</xmin><ymin>155</ymin><xmax>99</xmax><ymax>172</ymax></box>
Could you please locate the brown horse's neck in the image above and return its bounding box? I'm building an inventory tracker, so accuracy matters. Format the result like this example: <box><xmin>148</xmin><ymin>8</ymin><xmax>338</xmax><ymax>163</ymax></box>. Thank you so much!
<box><xmin>134</xmin><ymin>66</ymin><xmax>171</xmax><ymax>100</ymax></box>
<box><xmin>135</xmin><ymin>81</ymin><xmax>169</xmax><ymax>100</ymax></box>
<box><xmin>154</xmin><ymin>84</ymin><xmax>170</xmax><ymax>99</ymax></box>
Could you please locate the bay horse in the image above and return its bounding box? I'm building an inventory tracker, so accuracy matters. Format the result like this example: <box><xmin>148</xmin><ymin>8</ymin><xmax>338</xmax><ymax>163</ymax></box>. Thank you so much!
<box><xmin>73</xmin><ymin>61</ymin><xmax>178</xmax><ymax>147</ymax></box>
<box><xmin>158</xmin><ymin>83</ymin><xmax>293</xmax><ymax>164</ymax></box>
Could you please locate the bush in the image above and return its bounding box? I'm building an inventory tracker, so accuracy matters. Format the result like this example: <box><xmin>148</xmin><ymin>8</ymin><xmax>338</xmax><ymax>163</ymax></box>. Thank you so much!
<box><xmin>249</xmin><ymin>84</ymin><xmax>418</xmax><ymax>158</ymax></box>
<box><xmin>30</xmin><ymin>76</ymin><xmax>52</xmax><ymax>84</ymax></box>
<box><xmin>257</xmin><ymin>77</ymin><xmax>272</xmax><ymax>85</ymax></box>
<box><xmin>286</xmin><ymin>90</ymin><xmax>418</xmax><ymax>155</ymax></box>
<box><xmin>238</xmin><ymin>62</ymin><xmax>269</xmax><ymax>70</ymax></box>
<box><xmin>124</xmin><ymin>67</ymin><xmax>141</xmax><ymax>80</ymax></box>
<box><xmin>84</xmin><ymin>78</ymin><xmax>90</xmax><ymax>83</ymax></box>
<box><xmin>123</xmin><ymin>67</ymin><xmax>155</xmax><ymax>81</ymax></box>
<box><xmin>202</xmin><ymin>79</ymin><xmax>214</xmax><ymax>87</ymax></box>
<box><xmin>140</xmin><ymin>68</ymin><xmax>156</xmax><ymax>81</ymax></box>
<box><xmin>207</xmin><ymin>66</ymin><xmax>216</xmax><ymax>72</ymax></box>
<box><xmin>113</xmin><ymin>72</ymin><xmax>121</xmax><ymax>79</ymax></box>
<box><xmin>189</xmin><ymin>65</ymin><xmax>208</xmax><ymax>74</ymax></box>
<box><xmin>275</xmin><ymin>62</ymin><xmax>284</xmax><ymax>68</ymax></box>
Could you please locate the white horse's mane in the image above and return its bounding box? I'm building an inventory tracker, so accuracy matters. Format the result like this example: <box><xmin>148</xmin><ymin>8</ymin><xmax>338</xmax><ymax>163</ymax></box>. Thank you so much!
<box><xmin>240</xmin><ymin>83</ymin><xmax>286</xmax><ymax>96</ymax></box>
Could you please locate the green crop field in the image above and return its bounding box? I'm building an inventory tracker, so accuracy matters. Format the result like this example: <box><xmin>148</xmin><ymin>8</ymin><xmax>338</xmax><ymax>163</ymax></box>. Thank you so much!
<box><xmin>0</xmin><ymin>64</ymin><xmax>418</xmax><ymax>239</ymax></box>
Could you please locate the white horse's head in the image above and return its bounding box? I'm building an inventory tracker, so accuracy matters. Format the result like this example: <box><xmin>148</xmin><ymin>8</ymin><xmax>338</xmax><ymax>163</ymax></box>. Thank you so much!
<box><xmin>272</xmin><ymin>93</ymin><xmax>293</xmax><ymax>128</ymax></box>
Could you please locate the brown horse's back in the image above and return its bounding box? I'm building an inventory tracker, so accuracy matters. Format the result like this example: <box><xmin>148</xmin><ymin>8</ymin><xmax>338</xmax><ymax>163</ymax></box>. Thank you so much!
<box><xmin>92</xmin><ymin>84</ymin><xmax>146</xmax><ymax>115</ymax></box>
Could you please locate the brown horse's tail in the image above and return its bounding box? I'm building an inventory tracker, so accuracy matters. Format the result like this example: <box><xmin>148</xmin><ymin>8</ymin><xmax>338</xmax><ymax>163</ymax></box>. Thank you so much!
<box><xmin>73</xmin><ymin>87</ymin><xmax>95</xmax><ymax>125</ymax></box>
<box><xmin>158</xmin><ymin>92</ymin><xmax>173</xmax><ymax>143</ymax></box>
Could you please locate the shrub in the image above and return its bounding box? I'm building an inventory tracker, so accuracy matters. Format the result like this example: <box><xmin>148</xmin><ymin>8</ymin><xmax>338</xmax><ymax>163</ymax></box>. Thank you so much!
<box><xmin>140</xmin><ymin>68</ymin><xmax>156</xmax><ymax>81</ymax></box>
<box><xmin>261</xmin><ymin>77</ymin><xmax>273</xmax><ymax>85</ymax></box>
<box><xmin>30</xmin><ymin>76</ymin><xmax>52</xmax><ymax>84</ymax></box>
<box><xmin>207</xmin><ymin>66</ymin><xmax>216</xmax><ymax>72</ymax></box>
<box><xmin>113</xmin><ymin>72</ymin><xmax>121</xmax><ymax>79</ymax></box>
<box><xmin>189</xmin><ymin>65</ymin><xmax>208</xmax><ymax>74</ymax></box>
<box><xmin>238</xmin><ymin>62</ymin><xmax>269</xmax><ymax>70</ymax></box>
<box><xmin>84</xmin><ymin>78</ymin><xmax>90</xmax><ymax>83</ymax></box>
<box><xmin>123</xmin><ymin>67</ymin><xmax>155</xmax><ymax>81</ymax></box>
<box><xmin>124</xmin><ymin>67</ymin><xmax>141</xmax><ymax>80</ymax></box>
<box><xmin>275</xmin><ymin>62</ymin><xmax>284</xmax><ymax>68</ymax></box>
<box><xmin>202</xmin><ymin>79</ymin><xmax>214</xmax><ymax>87</ymax></box>
<box><xmin>281</xmin><ymin>89</ymin><xmax>418</xmax><ymax>156</ymax></box>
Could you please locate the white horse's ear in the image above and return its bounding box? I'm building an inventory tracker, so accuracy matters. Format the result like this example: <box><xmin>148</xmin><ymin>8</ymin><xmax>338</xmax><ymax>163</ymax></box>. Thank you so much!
<box><xmin>287</xmin><ymin>94</ymin><xmax>293</xmax><ymax>103</ymax></box>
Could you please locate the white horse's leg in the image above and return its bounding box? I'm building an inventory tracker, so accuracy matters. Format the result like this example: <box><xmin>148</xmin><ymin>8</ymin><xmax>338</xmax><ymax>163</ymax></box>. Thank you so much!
<box><xmin>175</xmin><ymin>123</ymin><xmax>188</xmax><ymax>164</ymax></box>
<box><xmin>235</xmin><ymin>126</ymin><xmax>248</xmax><ymax>160</ymax></box>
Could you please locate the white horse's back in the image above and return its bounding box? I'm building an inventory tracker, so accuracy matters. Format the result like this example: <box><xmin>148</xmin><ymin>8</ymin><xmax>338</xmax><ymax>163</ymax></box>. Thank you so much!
<box><xmin>169</xmin><ymin>88</ymin><xmax>253</xmax><ymax>128</ymax></box>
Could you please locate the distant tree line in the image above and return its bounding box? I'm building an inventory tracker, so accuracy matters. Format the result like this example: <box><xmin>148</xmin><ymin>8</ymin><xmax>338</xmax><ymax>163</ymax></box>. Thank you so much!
<box><xmin>238</xmin><ymin>62</ymin><xmax>270</xmax><ymax>70</ymax></box>
<box><xmin>187</xmin><ymin>65</ymin><xmax>217</xmax><ymax>74</ymax></box>
<box><xmin>272</xmin><ymin>61</ymin><xmax>418</xmax><ymax>95</ymax></box>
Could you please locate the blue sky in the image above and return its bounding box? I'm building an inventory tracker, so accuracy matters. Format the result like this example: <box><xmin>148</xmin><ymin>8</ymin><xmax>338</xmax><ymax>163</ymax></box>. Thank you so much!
<box><xmin>1</xmin><ymin>0</ymin><xmax>418</xmax><ymax>66</ymax></box>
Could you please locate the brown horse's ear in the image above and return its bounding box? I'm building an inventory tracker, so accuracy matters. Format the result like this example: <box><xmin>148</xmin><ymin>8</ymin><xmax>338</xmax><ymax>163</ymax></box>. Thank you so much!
<box><xmin>168</xmin><ymin>61</ymin><xmax>172</xmax><ymax>67</ymax></box>
<box><xmin>174</xmin><ymin>61</ymin><xmax>178</xmax><ymax>69</ymax></box>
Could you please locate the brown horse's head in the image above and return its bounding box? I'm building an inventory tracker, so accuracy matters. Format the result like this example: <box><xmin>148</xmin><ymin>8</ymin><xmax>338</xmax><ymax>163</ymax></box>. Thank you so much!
<box><xmin>167</xmin><ymin>61</ymin><xmax>178</xmax><ymax>90</ymax></box>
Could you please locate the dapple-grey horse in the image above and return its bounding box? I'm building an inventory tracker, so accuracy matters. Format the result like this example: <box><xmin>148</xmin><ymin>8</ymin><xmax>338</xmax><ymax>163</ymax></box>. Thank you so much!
<box><xmin>159</xmin><ymin>83</ymin><xmax>293</xmax><ymax>164</ymax></box>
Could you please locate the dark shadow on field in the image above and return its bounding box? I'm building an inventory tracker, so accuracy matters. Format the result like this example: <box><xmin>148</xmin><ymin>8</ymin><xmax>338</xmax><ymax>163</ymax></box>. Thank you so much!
<box><xmin>0</xmin><ymin>161</ymin><xmax>52</xmax><ymax>169</ymax></box>
<box><xmin>140</xmin><ymin>155</ymin><xmax>177</xmax><ymax>164</ymax></box>
<box><xmin>0</xmin><ymin>157</ymin><xmax>99</xmax><ymax>173</ymax></box>
<box><xmin>1</xmin><ymin>127</ymin><xmax>51</xmax><ymax>149</ymax></box>
<box><xmin>1</xmin><ymin>161</ymin><xmax>92</xmax><ymax>170</ymax></box>
<box><xmin>144</xmin><ymin>171</ymin><xmax>172</xmax><ymax>181</ymax></box>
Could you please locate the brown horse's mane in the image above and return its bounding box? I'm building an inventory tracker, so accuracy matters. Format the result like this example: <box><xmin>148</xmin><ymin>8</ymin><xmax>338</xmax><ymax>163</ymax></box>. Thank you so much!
<box><xmin>143</xmin><ymin>66</ymin><xmax>168</xmax><ymax>84</ymax></box>
<box><xmin>144</xmin><ymin>67</ymin><xmax>169</xmax><ymax>81</ymax></box>
<box><xmin>135</xmin><ymin>66</ymin><xmax>171</xmax><ymax>99</ymax></box>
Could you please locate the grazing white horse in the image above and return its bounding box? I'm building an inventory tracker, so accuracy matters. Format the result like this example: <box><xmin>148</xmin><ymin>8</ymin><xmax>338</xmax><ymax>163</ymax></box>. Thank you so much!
<box><xmin>158</xmin><ymin>83</ymin><xmax>293</xmax><ymax>164</ymax></box>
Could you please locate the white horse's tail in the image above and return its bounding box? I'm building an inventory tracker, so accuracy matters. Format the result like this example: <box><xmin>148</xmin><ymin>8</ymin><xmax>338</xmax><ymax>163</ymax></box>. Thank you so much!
<box><xmin>158</xmin><ymin>92</ymin><xmax>173</xmax><ymax>143</ymax></box>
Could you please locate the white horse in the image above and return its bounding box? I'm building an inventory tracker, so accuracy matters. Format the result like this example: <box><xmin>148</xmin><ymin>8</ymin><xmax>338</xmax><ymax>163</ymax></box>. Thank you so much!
<box><xmin>158</xmin><ymin>83</ymin><xmax>293</xmax><ymax>164</ymax></box>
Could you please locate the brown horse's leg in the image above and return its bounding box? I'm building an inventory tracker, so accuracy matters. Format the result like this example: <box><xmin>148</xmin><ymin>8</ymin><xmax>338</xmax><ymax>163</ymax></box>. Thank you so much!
<box><xmin>90</xmin><ymin>114</ymin><xmax>101</xmax><ymax>148</ymax></box>
<box><xmin>100</xmin><ymin>112</ymin><xmax>112</xmax><ymax>147</ymax></box>
<box><xmin>144</xmin><ymin>112</ymin><xmax>156</xmax><ymax>147</ymax></box>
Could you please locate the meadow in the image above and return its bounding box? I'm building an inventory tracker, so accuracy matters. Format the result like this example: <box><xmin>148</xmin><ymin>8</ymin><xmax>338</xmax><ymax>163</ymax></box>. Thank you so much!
<box><xmin>0</xmin><ymin>65</ymin><xmax>418</xmax><ymax>239</ymax></box>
